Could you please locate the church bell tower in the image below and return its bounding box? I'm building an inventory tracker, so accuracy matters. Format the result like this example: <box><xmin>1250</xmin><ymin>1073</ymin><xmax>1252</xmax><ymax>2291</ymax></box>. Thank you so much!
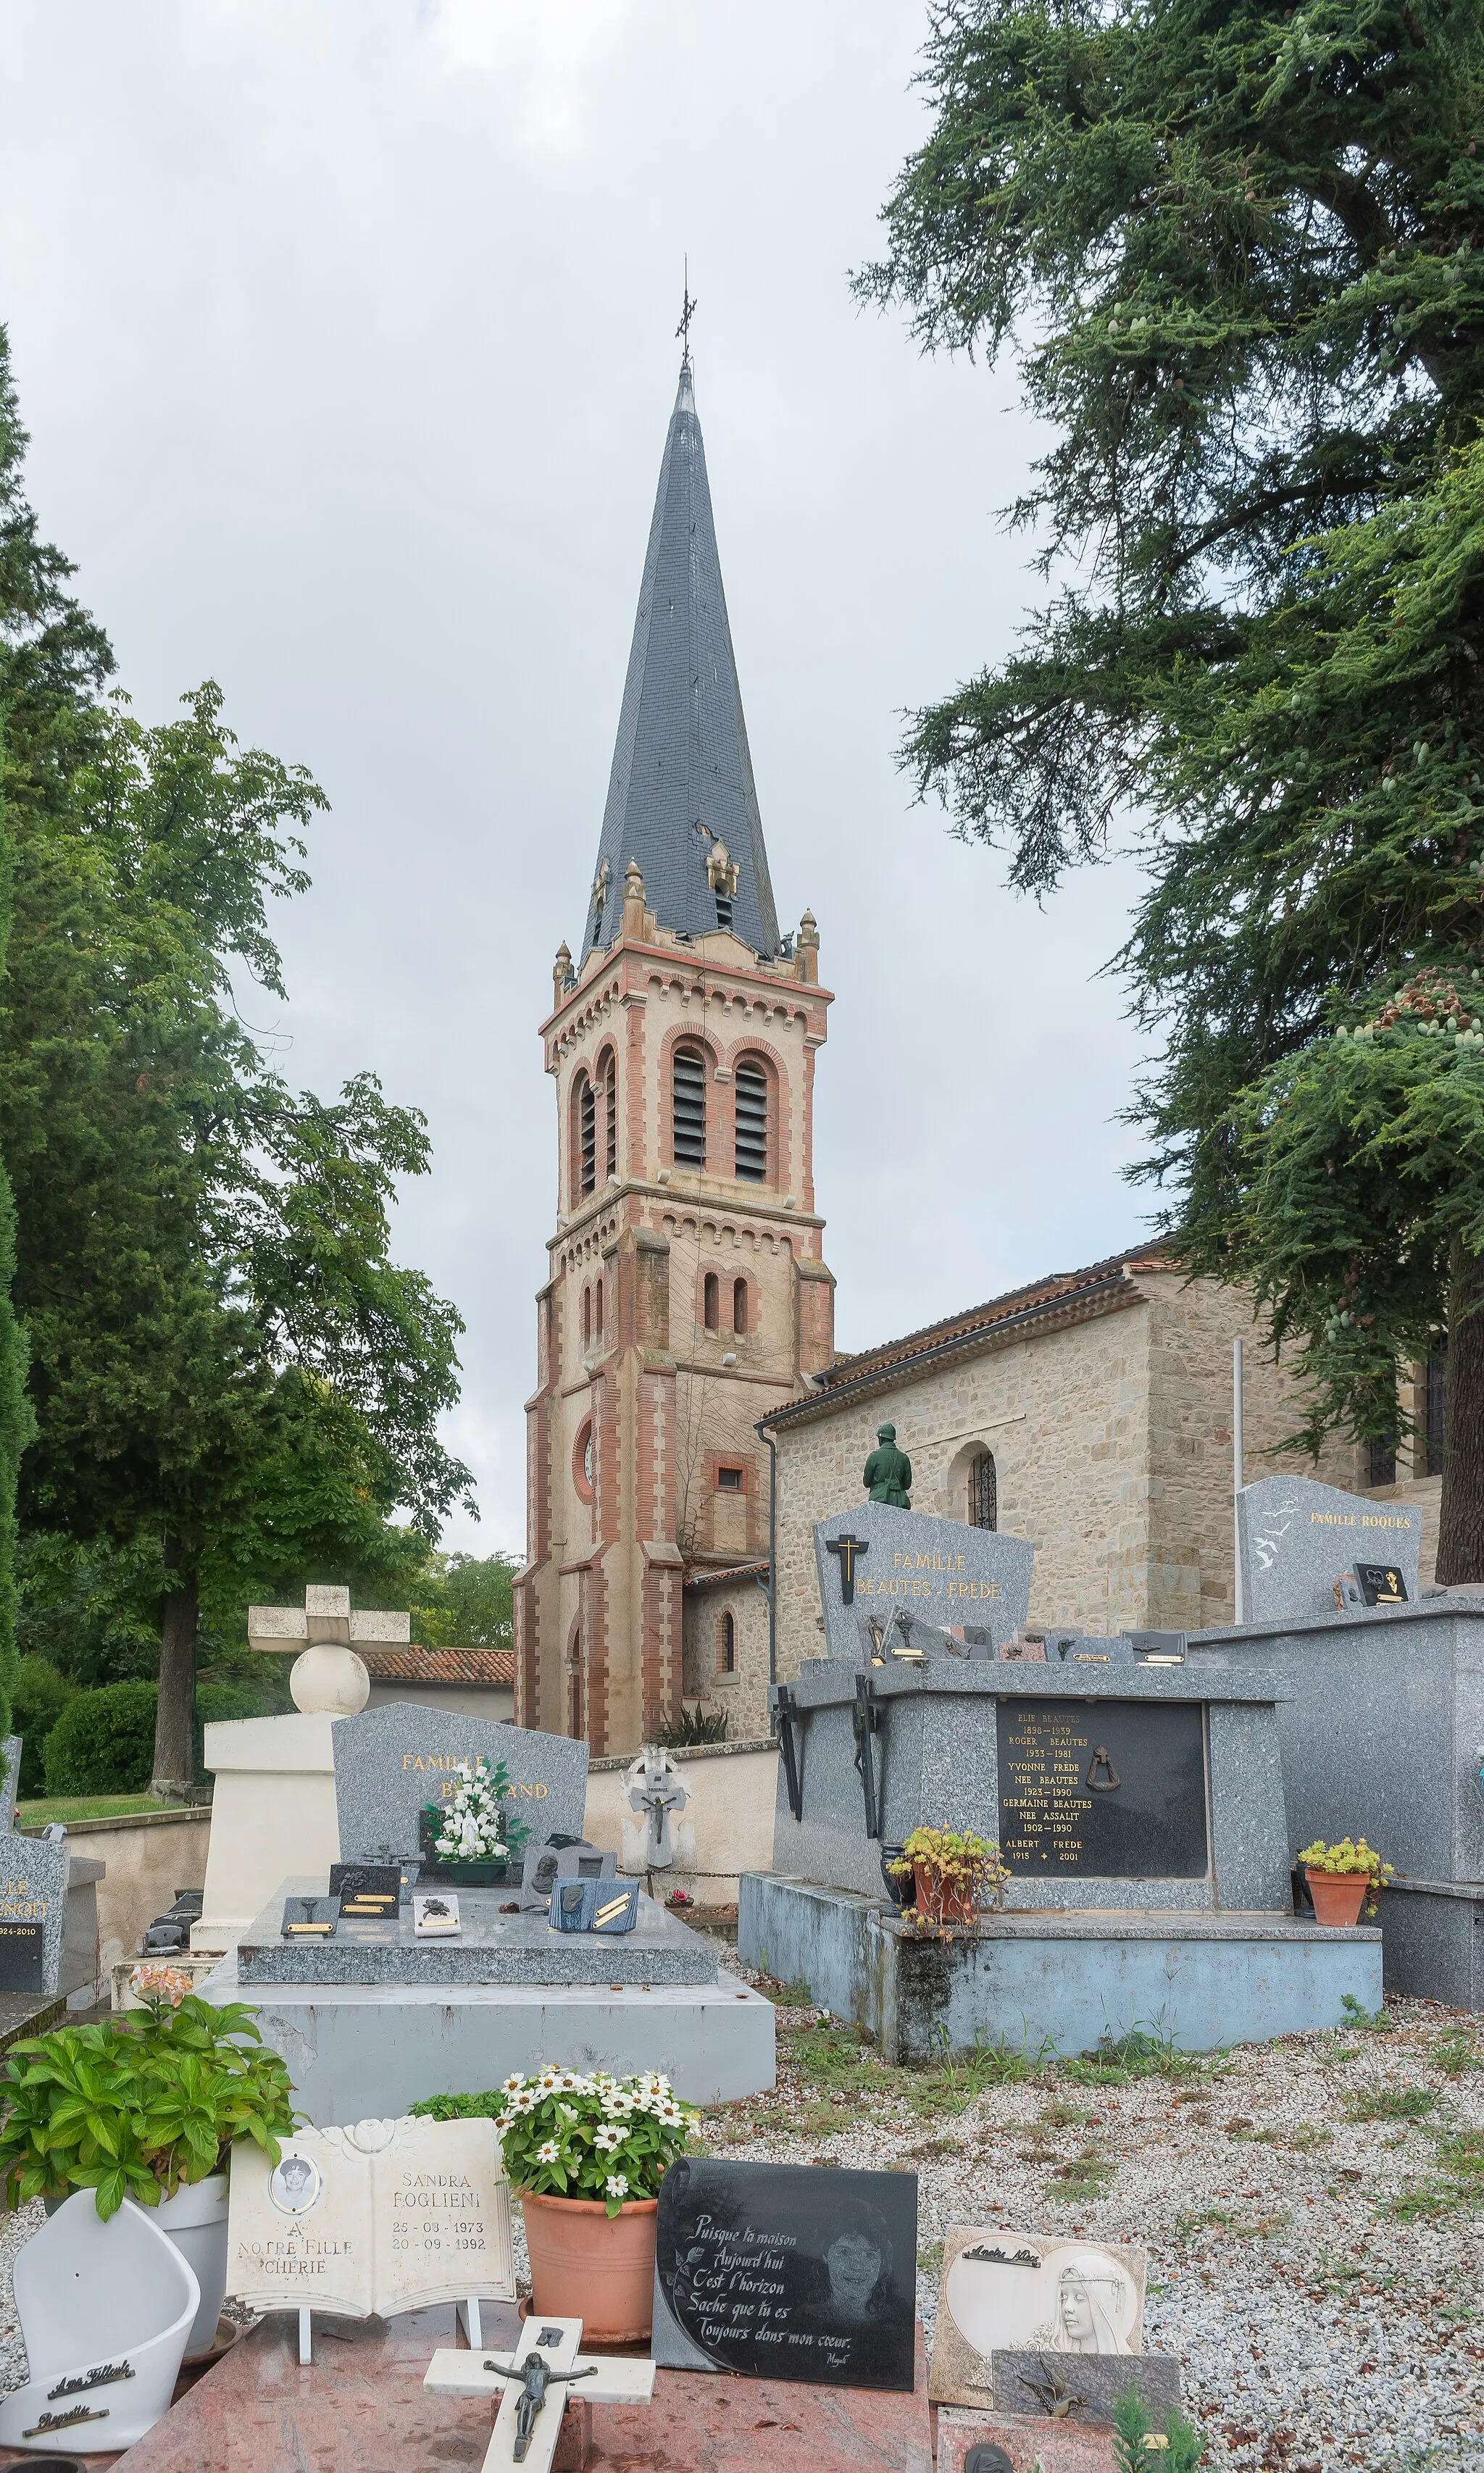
<box><xmin>514</xmin><ymin>351</ymin><xmax>834</xmax><ymax>1753</ymax></box>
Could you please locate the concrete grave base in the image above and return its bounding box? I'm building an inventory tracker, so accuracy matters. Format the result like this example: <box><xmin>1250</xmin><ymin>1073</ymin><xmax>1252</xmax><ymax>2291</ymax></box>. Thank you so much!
<box><xmin>1381</xmin><ymin>1875</ymin><xmax>1484</xmax><ymax>2010</ymax></box>
<box><xmin>200</xmin><ymin>1946</ymin><xmax>775</xmax><ymax>2117</ymax></box>
<box><xmin>738</xmin><ymin>1874</ymin><xmax>1381</xmax><ymax>2063</ymax></box>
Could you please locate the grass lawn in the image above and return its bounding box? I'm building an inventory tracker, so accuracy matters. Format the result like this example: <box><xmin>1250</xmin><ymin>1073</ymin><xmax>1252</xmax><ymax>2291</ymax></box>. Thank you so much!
<box><xmin>16</xmin><ymin>1793</ymin><xmax>186</xmax><ymax>1826</ymax></box>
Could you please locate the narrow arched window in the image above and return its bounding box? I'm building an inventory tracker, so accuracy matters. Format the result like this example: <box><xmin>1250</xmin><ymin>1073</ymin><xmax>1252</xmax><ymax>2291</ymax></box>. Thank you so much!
<box><xmin>602</xmin><ymin>1057</ymin><xmax>617</xmax><ymax>1180</ymax></box>
<box><xmin>733</xmin><ymin>1277</ymin><xmax>749</xmax><ymax>1335</ymax></box>
<box><xmin>719</xmin><ymin>1611</ymin><xmax>736</xmax><ymax>1675</ymax></box>
<box><xmin>593</xmin><ymin>1277</ymin><xmax>604</xmax><ymax>1342</ymax></box>
<box><xmin>970</xmin><ymin>1451</ymin><xmax>997</xmax><ymax>1531</ymax></box>
<box><xmin>582</xmin><ymin>1285</ymin><xmax>591</xmax><ymax>1346</ymax></box>
<box><xmin>576</xmin><ymin>1071</ymin><xmax>596</xmax><ymax>1197</ymax></box>
<box><xmin>735</xmin><ymin>1060</ymin><xmax>767</xmax><ymax>1182</ymax></box>
<box><xmin>672</xmin><ymin>1045</ymin><xmax>706</xmax><ymax>1167</ymax></box>
<box><xmin>704</xmin><ymin>1271</ymin><xmax>720</xmax><ymax>1333</ymax></box>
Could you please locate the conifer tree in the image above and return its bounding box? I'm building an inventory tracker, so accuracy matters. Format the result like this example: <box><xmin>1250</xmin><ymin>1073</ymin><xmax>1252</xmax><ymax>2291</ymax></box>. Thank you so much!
<box><xmin>863</xmin><ymin>0</ymin><xmax>1484</xmax><ymax>1570</ymax></box>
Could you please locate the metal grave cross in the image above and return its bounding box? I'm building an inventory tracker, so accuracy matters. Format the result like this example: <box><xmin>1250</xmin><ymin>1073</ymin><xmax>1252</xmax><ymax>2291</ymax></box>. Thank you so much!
<box><xmin>825</xmin><ymin>1533</ymin><xmax>870</xmax><ymax>1605</ymax></box>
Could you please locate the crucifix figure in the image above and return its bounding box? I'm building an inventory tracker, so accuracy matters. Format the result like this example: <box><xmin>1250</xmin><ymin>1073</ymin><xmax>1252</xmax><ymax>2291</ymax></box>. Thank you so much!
<box><xmin>825</xmin><ymin>1533</ymin><xmax>870</xmax><ymax>1604</ymax></box>
<box><xmin>625</xmin><ymin>1743</ymin><xmax>689</xmax><ymax>1870</ymax></box>
<box><xmin>676</xmin><ymin>259</ymin><xmax>697</xmax><ymax>365</ymax></box>
<box><xmin>246</xmin><ymin>1584</ymin><xmax>409</xmax><ymax>1717</ymax></box>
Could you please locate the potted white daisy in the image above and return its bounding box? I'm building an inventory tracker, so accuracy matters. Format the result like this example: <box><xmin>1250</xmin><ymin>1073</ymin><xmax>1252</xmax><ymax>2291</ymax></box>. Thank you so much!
<box><xmin>412</xmin><ymin>2067</ymin><xmax>697</xmax><ymax>2341</ymax></box>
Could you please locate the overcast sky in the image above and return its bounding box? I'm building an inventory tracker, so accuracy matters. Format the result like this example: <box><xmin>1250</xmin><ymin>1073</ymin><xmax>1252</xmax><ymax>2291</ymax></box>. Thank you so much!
<box><xmin>0</xmin><ymin>1</ymin><xmax>1151</xmax><ymax>1554</ymax></box>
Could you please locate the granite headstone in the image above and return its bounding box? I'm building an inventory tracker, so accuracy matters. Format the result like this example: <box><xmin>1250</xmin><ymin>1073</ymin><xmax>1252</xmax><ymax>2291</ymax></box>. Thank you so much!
<box><xmin>0</xmin><ymin>1832</ymin><xmax>70</xmax><ymax>1995</ymax></box>
<box><xmin>0</xmin><ymin>1738</ymin><xmax>20</xmax><ymax>1835</ymax></box>
<box><xmin>814</xmin><ymin>1504</ymin><xmax>1033</xmax><ymax>1659</ymax></box>
<box><xmin>1236</xmin><ymin>1475</ymin><xmax>1422</xmax><ymax>1626</ymax></box>
<box><xmin>331</xmin><ymin>1703</ymin><xmax>588</xmax><ymax>1869</ymax></box>
<box><xmin>651</xmin><ymin>2156</ymin><xmax>917</xmax><ymax>2392</ymax></box>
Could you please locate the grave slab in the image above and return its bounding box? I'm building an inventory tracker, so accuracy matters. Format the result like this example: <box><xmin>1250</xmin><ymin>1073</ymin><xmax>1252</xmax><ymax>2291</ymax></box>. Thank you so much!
<box><xmin>770</xmin><ymin>1661</ymin><xmax>1291</xmax><ymax>1911</ymax></box>
<box><xmin>935</xmin><ymin>2411</ymin><xmax>1116</xmax><ymax>2473</ymax></box>
<box><xmin>814</xmin><ymin>1504</ymin><xmax>1033</xmax><ymax>1660</ymax></box>
<box><xmin>1188</xmin><ymin>1601</ymin><xmax>1484</xmax><ymax>1890</ymax></box>
<box><xmin>1235</xmin><ymin>1474</ymin><xmax>1422</xmax><ymax>1626</ymax></box>
<box><xmin>738</xmin><ymin>1876</ymin><xmax>1382</xmax><ymax>2062</ymax></box>
<box><xmin>95</xmin><ymin>2310</ymin><xmax>933</xmax><ymax>2473</ymax></box>
<box><xmin>0</xmin><ymin>1831</ymin><xmax>73</xmax><ymax>1995</ymax></box>
<box><xmin>201</xmin><ymin>1948</ymin><xmax>775</xmax><ymax>2116</ymax></box>
<box><xmin>332</xmin><ymin>1700</ymin><xmax>588</xmax><ymax>1867</ymax></box>
<box><xmin>237</xmin><ymin>1877</ymin><xmax>718</xmax><ymax>1986</ymax></box>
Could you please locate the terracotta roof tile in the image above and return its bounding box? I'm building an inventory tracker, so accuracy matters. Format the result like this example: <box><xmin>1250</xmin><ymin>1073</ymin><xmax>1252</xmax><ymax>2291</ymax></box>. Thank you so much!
<box><xmin>359</xmin><ymin>1646</ymin><xmax>514</xmax><ymax>1687</ymax></box>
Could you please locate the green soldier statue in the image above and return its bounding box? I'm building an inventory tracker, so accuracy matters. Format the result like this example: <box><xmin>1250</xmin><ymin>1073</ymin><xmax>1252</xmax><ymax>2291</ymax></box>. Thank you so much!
<box><xmin>863</xmin><ymin>1423</ymin><xmax>912</xmax><ymax>1509</ymax></box>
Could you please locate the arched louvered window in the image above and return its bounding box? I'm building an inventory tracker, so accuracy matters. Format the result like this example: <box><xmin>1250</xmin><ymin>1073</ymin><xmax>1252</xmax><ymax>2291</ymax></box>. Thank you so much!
<box><xmin>733</xmin><ymin>1278</ymin><xmax>749</xmax><ymax>1335</ymax></box>
<box><xmin>672</xmin><ymin>1045</ymin><xmax>706</xmax><ymax>1166</ymax></box>
<box><xmin>576</xmin><ymin>1071</ymin><xmax>596</xmax><ymax>1198</ymax></box>
<box><xmin>604</xmin><ymin>1061</ymin><xmax>617</xmax><ymax>1179</ymax></box>
<box><xmin>735</xmin><ymin>1060</ymin><xmax>768</xmax><ymax>1182</ymax></box>
<box><xmin>718</xmin><ymin>1611</ymin><xmax>736</xmax><ymax>1675</ymax></box>
<box><xmin>703</xmin><ymin>1272</ymin><xmax>720</xmax><ymax>1333</ymax></box>
<box><xmin>970</xmin><ymin>1451</ymin><xmax>997</xmax><ymax>1532</ymax></box>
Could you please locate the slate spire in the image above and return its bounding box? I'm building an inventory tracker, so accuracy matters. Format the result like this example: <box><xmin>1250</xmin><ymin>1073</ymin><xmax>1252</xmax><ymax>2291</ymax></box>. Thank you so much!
<box><xmin>584</xmin><ymin>360</ymin><xmax>780</xmax><ymax>959</ymax></box>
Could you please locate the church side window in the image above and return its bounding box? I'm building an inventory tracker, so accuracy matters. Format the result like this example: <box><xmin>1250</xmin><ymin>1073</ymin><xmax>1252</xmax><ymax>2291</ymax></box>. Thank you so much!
<box><xmin>582</xmin><ymin>1286</ymin><xmax>591</xmax><ymax>1346</ymax></box>
<box><xmin>970</xmin><ymin>1451</ymin><xmax>997</xmax><ymax>1530</ymax></box>
<box><xmin>718</xmin><ymin>1610</ymin><xmax>736</xmax><ymax>1674</ymax></box>
<box><xmin>593</xmin><ymin>1277</ymin><xmax>604</xmax><ymax>1343</ymax></box>
<box><xmin>735</xmin><ymin>1060</ymin><xmax>768</xmax><ymax>1182</ymax></box>
<box><xmin>733</xmin><ymin>1277</ymin><xmax>749</xmax><ymax>1335</ymax></box>
<box><xmin>576</xmin><ymin>1071</ymin><xmax>596</xmax><ymax>1197</ymax></box>
<box><xmin>704</xmin><ymin>1272</ymin><xmax>720</xmax><ymax>1333</ymax></box>
<box><xmin>673</xmin><ymin>1045</ymin><xmax>706</xmax><ymax>1166</ymax></box>
<box><xmin>604</xmin><ymin>1059</ymin><xmax>617</xmax><ymax>1179</ymax></box>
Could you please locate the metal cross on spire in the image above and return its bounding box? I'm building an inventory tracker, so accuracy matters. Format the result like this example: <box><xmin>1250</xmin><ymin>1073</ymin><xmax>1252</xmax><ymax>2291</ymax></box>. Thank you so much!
<box><xmin>676</xmin><ymin>258</ymin><xmax>697</xmax><ymax>366</ymax></box>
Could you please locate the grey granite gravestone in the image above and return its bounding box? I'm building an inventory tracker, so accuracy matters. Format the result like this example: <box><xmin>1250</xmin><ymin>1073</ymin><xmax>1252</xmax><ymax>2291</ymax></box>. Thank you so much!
<box><xmin>1236</xmin><ymin>1475</ymin><xmax>1422</xmax><ymax>1626</ymax></box>
<box><xmin>0</xmin><ymin>1739</ymin><xmax>20</xmax><ymax>1835</ymax></box>
<box><xmin>331</xmin><ymin>1702</ymin><xmax>588</xmax><ymax>1869</ymax></box>
<box><xmin>0</xmin><ymin>1831</ymin><xmax>70</xmax><ymax>1993</ymax></box>
<box><xmin>814</xmin><ymin>1504</ymin><xmax>1033</xmax><ymax>1659</ymax></box>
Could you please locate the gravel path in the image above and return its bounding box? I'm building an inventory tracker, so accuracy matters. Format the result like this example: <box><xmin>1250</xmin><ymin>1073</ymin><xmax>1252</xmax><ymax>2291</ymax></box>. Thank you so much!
<box><xmin>704</xmin><ymin>1972</ymin><xmax>1484</xmax><ymax>2473</ymax></box>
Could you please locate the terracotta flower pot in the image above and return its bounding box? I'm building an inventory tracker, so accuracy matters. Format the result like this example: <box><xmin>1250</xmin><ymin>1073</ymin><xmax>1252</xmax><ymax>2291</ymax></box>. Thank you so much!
<box><xmin>912</xmin><ymin>1861</ymin><xmax>976</xmax><ymax>1928</ymax></box>
<box><xmin>520</xmin><ymin>2190</ymin><xmax>658</xmax><ymax>2342</ymax></box>
<box><xmin>1305</xmin><ymin>1867</ymin><xmax>1370</xmax><ymax>1927</ymax></box>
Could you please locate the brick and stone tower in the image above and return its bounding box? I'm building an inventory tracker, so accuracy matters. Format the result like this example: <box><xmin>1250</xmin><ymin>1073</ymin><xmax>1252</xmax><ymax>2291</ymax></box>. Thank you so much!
<box><xmin>514</xmin><ymin>353</ymin><xmax>834</xmax><ymax>1753</ymax></box>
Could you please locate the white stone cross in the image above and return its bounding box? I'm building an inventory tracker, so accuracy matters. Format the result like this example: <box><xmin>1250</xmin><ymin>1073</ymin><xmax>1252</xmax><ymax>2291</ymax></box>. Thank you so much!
<box><xmin>246</xmin><ymin>1585</ymin><xmax>409</xmax><ymax>1716</ymax></box>
<box><xmin>625</xmin><ymin>1743</ymin><xmax>688</xmax><ymax>1871</ymax></box>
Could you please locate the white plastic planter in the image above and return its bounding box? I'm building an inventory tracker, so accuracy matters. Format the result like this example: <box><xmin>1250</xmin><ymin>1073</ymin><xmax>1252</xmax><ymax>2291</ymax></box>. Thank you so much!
<box><xmin>154</xmin><ymin>2172</ymin><xmax>230</xmax><ymax>2358</ymax></box>
<box><xmin>0</xmin><ymin>2189</ymin><xmax>200</xmax><ymax>2453</ymax></box>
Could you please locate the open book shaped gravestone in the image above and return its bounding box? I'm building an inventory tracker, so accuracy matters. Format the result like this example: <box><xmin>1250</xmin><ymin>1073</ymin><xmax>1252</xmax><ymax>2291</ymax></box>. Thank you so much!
<box><xmin>0</xmin><ymin>2188</ymin><xmax>200</xmax><ymax>2454</ymax></box>
<box><xmin>228</xmin><ymin>2112</ymin><xmax>515</xmax><ymax>2359</ymax></box>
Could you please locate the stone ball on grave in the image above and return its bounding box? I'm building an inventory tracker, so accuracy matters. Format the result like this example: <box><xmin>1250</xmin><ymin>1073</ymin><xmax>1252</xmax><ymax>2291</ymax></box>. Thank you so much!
<box><xmin>290</xmin><ymin>1643</ymin><xmax>371</xmax><ymax>1715</ymax></box>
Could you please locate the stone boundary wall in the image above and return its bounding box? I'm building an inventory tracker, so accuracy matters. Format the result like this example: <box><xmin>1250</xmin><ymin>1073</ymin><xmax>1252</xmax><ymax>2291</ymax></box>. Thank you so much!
<box><xmin>584</xmin><ymin>1735</ymin><xmax>778</xmax><ymax>1901</ymax></box>
<box><xmin>22</xmin><ymin>1806</ymin><xmax>211</xmax><ymax>1997</ymax></box>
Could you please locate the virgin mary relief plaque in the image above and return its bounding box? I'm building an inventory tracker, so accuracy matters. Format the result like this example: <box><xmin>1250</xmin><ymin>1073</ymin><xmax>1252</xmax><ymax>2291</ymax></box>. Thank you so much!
<box><xmin>928</xmin><ymin>2225</ymin><xmax>1146</xmax><ymax>2407</ymax></box>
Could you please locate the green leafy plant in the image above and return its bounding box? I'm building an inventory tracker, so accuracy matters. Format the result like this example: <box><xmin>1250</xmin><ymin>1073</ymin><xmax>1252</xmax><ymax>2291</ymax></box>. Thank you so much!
<box><xmin>0</xmin><ymin>1992</ymin><xmax>296</xmax><ymax>2219</ymax></box>
<box><xmin>656</xmin><ymin>1703</ymin><xmax>728</xmax><ymax>1748</ymax></box>
<box><xmin>412</xmin><ymin>2066</ymin><xmax>697</xmax><ymax>2220</ymax></box>
<box><xmin>1113</xmin><ymin>2382</ymin><xmax>1206</xmax><ymax>2472</ymax></box>
<box><xmin>1340</xmin><ymin>1991</ymin><xmax>1395</xmax><ymax>2033</ymax></box>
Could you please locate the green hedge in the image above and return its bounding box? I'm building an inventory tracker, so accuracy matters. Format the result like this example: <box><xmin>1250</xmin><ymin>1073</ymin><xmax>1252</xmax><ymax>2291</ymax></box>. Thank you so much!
<box><xmin>43</xmin><ymin>1679</ymin><xmax>257</xmax><ymax>1796</ymax></box>
<box><xmin>12</xmin><ymin>1656</ymin><xmax>75</xmax><ymax>1796</ymax></box>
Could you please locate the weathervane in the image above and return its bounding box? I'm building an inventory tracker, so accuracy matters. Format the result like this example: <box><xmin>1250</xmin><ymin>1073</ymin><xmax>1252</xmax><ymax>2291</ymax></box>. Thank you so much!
<box><xmin>677</xmin><ymin>257</ymin><xmax>697</xmax><ymax>366</ymax></box>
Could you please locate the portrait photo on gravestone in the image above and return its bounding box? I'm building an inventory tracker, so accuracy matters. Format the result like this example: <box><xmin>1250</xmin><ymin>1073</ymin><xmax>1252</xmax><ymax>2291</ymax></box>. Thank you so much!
<box><xmin>929</xmin><ymin>2227</ymin><xmax>1148</xmax><ymax>2409</ymax></box>
<box><xmin>651</xmin><ymin>2159</ymin><xmax>917</xmax><ymax>2391</ymax></box>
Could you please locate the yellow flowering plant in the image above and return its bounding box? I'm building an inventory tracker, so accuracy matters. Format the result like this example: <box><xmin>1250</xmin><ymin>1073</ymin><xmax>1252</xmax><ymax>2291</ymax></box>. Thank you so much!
<box><xmin>1298</xmin><ymin>1837</ymin><xmax>1395</xmax><ymax>1917</ymax></box>
<box><xmin>888</xmin><ymin>1826</ymin><xmax>1009</xmax><ymax>1909</ymax></box>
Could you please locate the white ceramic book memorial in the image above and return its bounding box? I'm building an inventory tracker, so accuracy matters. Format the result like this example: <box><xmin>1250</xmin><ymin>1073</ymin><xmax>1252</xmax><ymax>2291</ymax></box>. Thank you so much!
<box><xmin>228</xmin><ymin>2113</ymin><xmax>514</xmax><ymax>2328</ymax></box>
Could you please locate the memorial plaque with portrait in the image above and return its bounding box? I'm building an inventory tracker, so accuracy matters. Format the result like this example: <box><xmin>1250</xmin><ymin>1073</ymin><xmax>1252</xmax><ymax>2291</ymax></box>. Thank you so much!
<box><xmin>997</xmin><ymin>1698</ymin><xmax>1208</xmax><ymax>1878</ymax></box>
<box><xmin>651</xmin><ymin>2158</ymin><xmax>917</xmax><ymax>2391</ymax></box>
<box><xmin>928</xmin><ymin>2226</ymin><xmax>1147</xmax><ymax>2407</ymax></box>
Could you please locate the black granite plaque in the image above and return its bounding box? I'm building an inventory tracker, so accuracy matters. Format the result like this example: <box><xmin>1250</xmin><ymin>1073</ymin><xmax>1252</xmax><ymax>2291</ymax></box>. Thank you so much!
<box><xmin>997</xmin><ymin>1698</ymin><xmax>1208</xmax><ymax>1878</ymax></box>
<box><xmin>0</xmin><ymin>1921</ymin><xmax>43</xmax><ymax>1992</ymax></box>
<box><xmin>651</xmin><ymin>2158</ymin><xmax>917</xmax><ymax>2391</ymax></box>
<box><xmin>328</xmin><ymin>1862</ymin><xmax>401</xmax><ymax>1918</ymax></box>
